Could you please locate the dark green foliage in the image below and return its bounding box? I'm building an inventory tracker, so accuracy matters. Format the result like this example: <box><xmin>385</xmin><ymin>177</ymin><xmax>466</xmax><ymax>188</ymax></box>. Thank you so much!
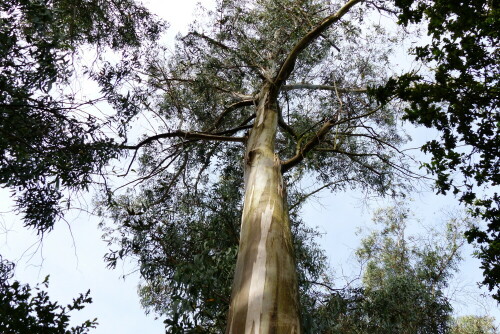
<box><xmin>0</xmin><ymin>0</ymin><xmax>164</xmax><ymax>232</ymax></box>
<box><xmin>0</xmin><ymin>255</ymin><xmax>97</xmax><ymax>333</ymax></box>
<box><xmin>101</xmin><ymin>147</ymin><xmax>243</xmax><ymax>331</ymax></box>
<box><xmin>312</xmin><ymin>280</ymin><xmax>451</xmax><ymax>334</ymax></box>
<box><xmin>376</xmin><ymin>0</ymin><xmax>499</xmax><ymax>300</ymax></box>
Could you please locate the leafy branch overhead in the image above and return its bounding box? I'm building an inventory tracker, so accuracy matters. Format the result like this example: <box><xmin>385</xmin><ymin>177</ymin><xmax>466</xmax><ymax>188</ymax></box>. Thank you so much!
<box><xmin>0</xmin><ymin>256</ymin><xmax>98</xmax><ymax>333</ymax></box>
<box><xmin>387</xmin><ymin>0</ymin><xmax>499</xmax><ymax>299</ymax></box>
<box><xmin>114</xmin><ymin>0</ymin><xmax>414</xmax><ymax>191</ymax></box>
<box><xmin>0</xmin><ymin>0</ymin><xmax>164</xmax><ymax>231</ymax></box>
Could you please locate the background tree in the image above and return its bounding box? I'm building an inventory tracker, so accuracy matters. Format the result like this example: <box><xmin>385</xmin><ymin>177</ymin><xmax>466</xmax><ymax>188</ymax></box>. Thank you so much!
<box><xmin>451</xmin><ymin>315</ymin><xmax>499</xmax><ymax>334</ymax></box>
<box><xmin>0</xmin><ymin>2</ymin><xmax>162</xmax><ymax>330</ymax></box>
<box><xmin>307</xmin><ymin>205</ymin><xmax>478</xmax><ymax>334</ymax></box>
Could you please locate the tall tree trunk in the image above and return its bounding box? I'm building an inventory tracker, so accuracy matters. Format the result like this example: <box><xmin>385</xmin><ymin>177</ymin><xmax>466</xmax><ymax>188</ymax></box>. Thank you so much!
<box><xmin>226</xmin><ymin>84</ymin><xmax>301</xmax><ymax>333</ymax></box>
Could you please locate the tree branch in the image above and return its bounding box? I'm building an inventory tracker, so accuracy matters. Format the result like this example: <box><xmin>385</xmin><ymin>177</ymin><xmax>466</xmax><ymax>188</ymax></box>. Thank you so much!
<box><xmin>281</xmin><ymin>119</ymin><xmax>334</xmax><ymax>173</ymax></box>
<box><xmin>281</xmin><ymin>106</ymin><xmax>380</xmax><ymax>173</ymax></box>
<box><xmin>315</xmin><ymin>148</ymin><xmax>379</xmax><ymax>156</ymax></box>
<box><xmin>151</xmin><ymin>153</ymin><xmax>189</xmax><ymax>206</ymax></box>
<box><xmin>187</xmin><ymin>31</ymin><xmax>268</xmax><ymax>80</ymax></box>
<box><xmin>122</xmin><ymin>131</ymin><xmax>245</xmax><ymax>150</ymax></box>
<box><xmin>114</xmin><ymin>149</ymin><xmax>184</xmax><ymax>191</ymax></box>
<box><xmin>343</xmin><ymin>154</ymin><xmax>384</xmax><ymax>176</ymax></box>
<box><xmin>275</xmin><ymin>0</ymin><xmax>364</xmax><ymax>86</ymax></box>
<box><xmin>283</xmin><ymin>83</ymin><xmax>367</xmax><ymax>93</ymax></box>
<box><xmin>214</xmin><ymin>113</ymin><xmax>256</xmax><ymax>137</ymax></box>
<box><xmin>289</xmin><ymin>179</ymin><xmax>356</xmax><ymax>211</ymax></box>
<box><xmin>316</xmin><ymin>145</ymin><xmax>431</xmax><ymax>180</ymax></box>
<box><xmin>207</xmin><ymin>98</ymin><xmax>256</xmax><ymax>132</ymax></box>
<box><xmin>148</xmin><ymin>74</ymin><xmax>253</xmax><ymax>101</ymax></box>
<box><xmin>277</xmin><ymin>105</ymin><xmax>298</xmax><ymax>138</ymax></box>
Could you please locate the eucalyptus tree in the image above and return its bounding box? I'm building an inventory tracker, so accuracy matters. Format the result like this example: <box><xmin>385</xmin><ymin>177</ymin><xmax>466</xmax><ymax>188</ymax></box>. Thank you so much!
<box><xmin>3</xmin><ymin>0</ymin><xmax>496</xmax><ymax>331</ymax></box>
<box><xmin>103</xmin><ymin>159</ymin><xmax>330</xmax><ymax>331</ymax></box>
<box><xmin>99</xmin><ymin>0</ymin><xmax>417</xmax><ymax>332</ymax></box>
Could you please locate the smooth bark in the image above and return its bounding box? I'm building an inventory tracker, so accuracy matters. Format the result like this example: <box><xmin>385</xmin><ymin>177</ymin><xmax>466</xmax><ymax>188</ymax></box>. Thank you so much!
<box><xmin>226</xmin><ymin>84</ymin><xmax>301</xmax><ymax>333</ymax></box>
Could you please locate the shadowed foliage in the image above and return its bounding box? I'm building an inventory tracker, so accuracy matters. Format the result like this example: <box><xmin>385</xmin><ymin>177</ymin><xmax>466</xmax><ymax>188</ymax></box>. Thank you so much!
<box><xmin>0</xmin><ymin>255</ymin><xmax>97</xmax><ymax>333</ymax></box>
<box><xmin>0</xmin><ymin>0</ymin><xmax>164</xmax><ymax>231</ymax></box>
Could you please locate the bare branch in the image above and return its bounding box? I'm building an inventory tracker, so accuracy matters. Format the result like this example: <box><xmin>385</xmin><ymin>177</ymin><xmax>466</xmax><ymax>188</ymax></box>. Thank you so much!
<box><xmin>148</xmin><ymin>74</ymin><xmax>253</xmax><ymax>100</ymax></box>
<box><xmin>315</xmin><ymin>148</ymin><xmax>379</xmax><ymax>156</ymax></box>
<box><xmin>114</xmin><ymin>149</ymin><xmax>184</xmax><ymax>192</ymax></box>
<box><xmin>281</xmin><ymin>107</ymin><xmax>380</xmax><ymax>173</ymax></box>
<box><xmin>333</xmin><ymin>132</ymin><xmax>406</xmax><ymax>156</ymax></box>
<box><xmin>207</xmin><ymin>98</ymin><xmax>256</xmax><ymax>132</ymax></box>
<box><xmin>151</xmin><ymin>154</ymin><xmax>189</xmax><ymax>206</ymax></box>
<box><xmin>283</xmin><ymin>83</ymin><xmax>368</xmax><ymax>93</ymax></box>
<box><xmin>343</xmin><ymin>154</ymin><xmax>384</xmax><ymax>176</ymax></box>
<box><xmin>366</xmin><ymin>1</ymin><xmax>399</xmax><ymax>15</ymax></box>
<box><xmin>281</xmin><ymin>120</ymin><xmax>334</xmax><ymax>173</ymax></box>
<box><xmin>186</xmin><ymin>31</ymin><xmax>233</xmax><ymax>53</ymax></box>
<box><xmin>215</xmin><ymin>116</ymin><xmax>255</xmax><ymax>136</ymax></box>
<box><xmin>277</xmin><ymin>105</ymin><xmax>298</xmax><ymax>138</ymax></box>
<box><xmin>316</xmin><ymin>145</ymin><xmax>431</xmax><ymax>180</ymax></box>
<box><xmin>305</xmin><ymin>280</ymin><xmax>347</xmax><ymax>293</ymax></box>
<box><xmin>122</xmin><ymin>130</ymin><xmax>245</xmax><ymax>150</ymax></box>
<box><xmin>289</xmin><ymin>179</ymin><xmax>356</xmax><ymax>211</ymax></box>
<box><xmin>187</xmin><ymin>31</ymin><xmax>268</xmax><ymax>80</ymax></box>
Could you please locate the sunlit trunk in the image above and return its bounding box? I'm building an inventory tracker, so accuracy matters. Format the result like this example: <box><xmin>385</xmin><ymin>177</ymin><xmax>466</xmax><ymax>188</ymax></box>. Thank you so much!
<box><xmin>226</xmin><ymin>84</ymin><xmax>301</xmax><ymax>333</ymax></box>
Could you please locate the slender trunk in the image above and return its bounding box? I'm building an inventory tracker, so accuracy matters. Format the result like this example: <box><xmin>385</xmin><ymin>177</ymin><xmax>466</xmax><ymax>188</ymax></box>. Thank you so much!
<box><xmin>226</xmin><ymin>84</ymin><xmax>301</xmax><ymax>333</ymax></box>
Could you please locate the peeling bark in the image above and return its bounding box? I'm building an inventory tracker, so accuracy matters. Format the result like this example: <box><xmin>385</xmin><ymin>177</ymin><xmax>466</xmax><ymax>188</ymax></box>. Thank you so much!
<box><xmin>226</xmin><ymin>85</ymin><xmax>301</xmax><ymax>333</ymax></box>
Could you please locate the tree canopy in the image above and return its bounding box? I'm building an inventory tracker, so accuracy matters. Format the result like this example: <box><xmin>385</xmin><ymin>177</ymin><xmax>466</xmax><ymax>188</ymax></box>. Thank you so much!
<box><xmin>97</xmin><ymin>0</ymin><xmax>417</xmax><ymax>330</ymax></box>
<box><xmin>308</xmin><ymin>204</ymin><xmax>469</xmax><ymax>333</ymax></box>
<box><xmin>452</xmin><ymin>315</ymin><xmax>499</xmax><ymax>334</ymax></box>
